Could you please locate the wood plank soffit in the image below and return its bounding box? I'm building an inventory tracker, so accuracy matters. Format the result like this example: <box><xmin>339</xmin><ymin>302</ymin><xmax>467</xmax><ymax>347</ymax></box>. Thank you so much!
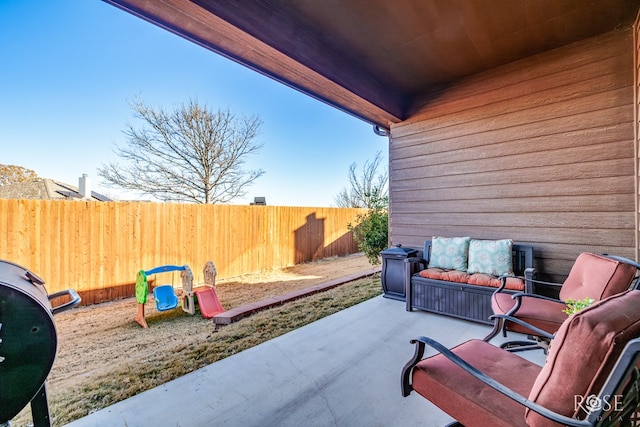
<box><xmin>102</xmin><ymin>0</ymin><xmax>401</xmax><ymax>129</ymax></box>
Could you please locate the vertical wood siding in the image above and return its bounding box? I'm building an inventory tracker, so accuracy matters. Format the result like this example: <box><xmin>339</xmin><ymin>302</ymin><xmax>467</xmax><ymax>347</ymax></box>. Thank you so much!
<box><xmin>389</xmin><ymin>29</ymin><xmax>636</xmax><ymax>281</ymax></box>
<box><xmin>0</xmin><ymin>200</ymin><xmax>364</xmax><ymax>304</ymax></box>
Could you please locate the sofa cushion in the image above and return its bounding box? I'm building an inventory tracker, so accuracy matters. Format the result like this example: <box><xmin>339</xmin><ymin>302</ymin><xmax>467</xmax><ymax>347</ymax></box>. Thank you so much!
<box><xmin>467</xmin><ymin>274</ymin><xmax>524</xmax><ymax>291</ymax></box>
<box><xmin>525</xmin><ymin>290</ymin><xmax>640</xmax><ymax>426</ymax></box>
<box><xmin>467</xmin><ymin>239</ymin><xmax>514</xmax><ymax>276</ymax></box>
<box><xmin>466</xmin><ymin>273</ymin><xmax>502</xmax><ymax>288</ymax></box>
<box><xmin>419</xmin><ymin>268</ymin><xmax>446</xmax><ymax>281</ymax></box>
<box><xmin>419</xmin><ymin>268</ymin><xmax>471</xmax><ymax>283</ymax></box>
<box><xmin>428</xmin><ymin>236</ymin><xmax>471</xmax><ymax>271</ymax></box>
<box><xmin>419</xmin><ymin>269</ymin><xmax>525</xmax><ymax>290</ymax></box>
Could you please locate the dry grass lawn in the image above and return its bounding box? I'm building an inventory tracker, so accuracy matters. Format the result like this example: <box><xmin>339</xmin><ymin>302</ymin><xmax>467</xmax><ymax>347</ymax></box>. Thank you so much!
<box><xmin>12</xmin><ymin>254</ymin><xmax>382</xmax><ymax>427</ymax></box>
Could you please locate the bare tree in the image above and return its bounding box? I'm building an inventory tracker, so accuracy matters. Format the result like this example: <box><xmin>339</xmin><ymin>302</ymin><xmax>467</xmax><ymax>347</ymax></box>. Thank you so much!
<box><xmin>0</xmin><ymin>164</ymin><xmax>38</xmax><ymax>186</ymax></box>
<box><xmin>99</xmin><ymin>99</ymin><xmax>265</xmax><ymax>204</ymax></box>
<box><xmin>334</xmin><ymin>151</ymin><xmax>388</xmax><ymax>209</ymax></box>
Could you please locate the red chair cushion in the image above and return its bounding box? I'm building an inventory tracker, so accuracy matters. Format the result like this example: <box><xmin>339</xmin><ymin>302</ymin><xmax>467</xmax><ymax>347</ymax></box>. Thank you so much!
<box><xmin>419</xmin><ymin>268</ymin><xmax>468</xmax><ymax>282</ymax></box>
<box><xmin>419</xmin><ymin>268</ymin><xmax>525</xmax><ymax>290</ymax></box>
<box><xmin>491</xmin><ymin>292</ymin><xmax>567</xmax><ymax>335</ymax></box>
<box><xmin>559</xmin><ymin>252</ymin><xmax>636</xmax><ymax>301</ymax></box>
<box><xmin>412</xmin><ymin>339</ymin><xmax>540</xmax><ymax>427</ymax></box>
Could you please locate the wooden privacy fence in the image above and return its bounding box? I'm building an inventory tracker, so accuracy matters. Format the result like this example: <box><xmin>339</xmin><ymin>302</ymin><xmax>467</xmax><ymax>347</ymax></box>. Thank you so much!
<box><xmin>0</xmin><ymin>199</ymin><xmax>366</xmax><ymax>305</ymax></box>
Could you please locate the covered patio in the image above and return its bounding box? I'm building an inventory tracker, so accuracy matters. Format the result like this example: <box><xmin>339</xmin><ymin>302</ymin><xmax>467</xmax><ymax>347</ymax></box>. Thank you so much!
<box><xmin>65</xmin><ymin>295</ymin><xmax>545</xmax><ymax>426</ymax></box>
<box><xmin>67</xmin><ymin>1</ymin><xmax>639</xmax><ymax>425</ymax></box>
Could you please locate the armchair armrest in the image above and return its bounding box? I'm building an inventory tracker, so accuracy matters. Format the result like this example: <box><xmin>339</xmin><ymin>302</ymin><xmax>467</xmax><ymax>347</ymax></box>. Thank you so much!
<box><xmin>488</xmin><ymin>314</ymin><xmax>555</xmax><ymax>340</ymax></box>
<box><xmin>401</xmin><ymin>336</ymin><xmax>591</xmax><ymax>427</ymax></box>
<box><xmin>510</xmin><ymin>292</ymin><xmax>562</xmax><ymax>303</ymax></box>
<box><xmin>501</xmin><ymin>291</ymin><xmax>562</xmax><ymax>317</ymax></box>
<box><xmin>491</xmin><ymin>274</ymin><xmax>562</xmax><ymax>312</ymax></box>
<box><xmin>523</xmin><ymin>277</ymin><xmax>564</xmax><ymax>288</ymax></box>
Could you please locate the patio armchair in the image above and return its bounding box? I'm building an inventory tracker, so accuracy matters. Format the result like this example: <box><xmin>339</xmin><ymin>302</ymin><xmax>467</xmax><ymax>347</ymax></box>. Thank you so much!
<box><xmin>401</xmin><ymin>290</ymin><xmax>640</xmax><ymax>427</ymax></box>
<box><xmin>483</xmin><ymin>252</ymin><xmax>639</xmax><ymax>351</ymax></box>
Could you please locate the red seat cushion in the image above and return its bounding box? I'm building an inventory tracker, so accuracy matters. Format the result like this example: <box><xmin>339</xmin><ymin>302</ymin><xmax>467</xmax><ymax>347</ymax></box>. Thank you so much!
<box><xmin>419</xmin><ymin>268</ymin><xmax>525</xmax><ymax>291</ymax></box>
<box><xmin>418</xmin><ymin>267</ymin><xmax>447</xmax><ymax>280</ymax></box>
<box><xmin>412</xmin><ymin>339</ymin><xmax>540</xmax><ymax>427</ymax></box>
<box><xmin>491</xmin><ymin>292</ymin><xmax>567</xmax><ymax>335</ymax></box>
<box><xmin>419</xmin><ymin>267</ymin><xmax>470</xmax><ymax>282</ymax></box>
<box><xmin>466</xmin><ymin>273</ymin><xmax>502</xmax><ymax>287</ymax></box>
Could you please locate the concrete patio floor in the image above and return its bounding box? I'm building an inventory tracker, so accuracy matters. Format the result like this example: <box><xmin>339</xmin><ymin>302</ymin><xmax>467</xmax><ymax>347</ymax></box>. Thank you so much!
<box><xmin>65</xmin><ymin>295</ymin><xmax>545</xmax><ymax>427</ymax></box>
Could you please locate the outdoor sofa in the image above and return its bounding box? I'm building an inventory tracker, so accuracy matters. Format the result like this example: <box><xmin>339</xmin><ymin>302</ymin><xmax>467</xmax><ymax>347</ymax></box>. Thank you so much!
<box><xmin>404</xmin><ymin>237</ymin><xmax>535</xmax><ymax>325</ymax></box>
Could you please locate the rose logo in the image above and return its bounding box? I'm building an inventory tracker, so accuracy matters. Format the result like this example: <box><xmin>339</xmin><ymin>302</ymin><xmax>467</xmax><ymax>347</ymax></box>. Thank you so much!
<box><xmin>584</xmin><ymin>394</ymin><xmax>603</xmax><ymax>412</ymax></box>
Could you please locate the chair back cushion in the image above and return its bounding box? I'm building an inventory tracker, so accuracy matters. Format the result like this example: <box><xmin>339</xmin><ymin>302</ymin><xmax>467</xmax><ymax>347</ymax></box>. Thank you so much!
<box><xmin>559</xmin><ymin>252</ymin><xmax>636</xmax><ymax>302</ymax></box>
<box><xmin>525</xmin><ymin>290</ymin><xmax>640</xmax><ymax>426</ymax></box>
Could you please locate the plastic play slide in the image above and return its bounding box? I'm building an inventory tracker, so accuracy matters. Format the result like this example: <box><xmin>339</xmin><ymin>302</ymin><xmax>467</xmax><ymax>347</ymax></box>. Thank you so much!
<box><xmin>194</xmin><ymin>287</ymin><xmax>225</xmax><ymax>319</ymax></box>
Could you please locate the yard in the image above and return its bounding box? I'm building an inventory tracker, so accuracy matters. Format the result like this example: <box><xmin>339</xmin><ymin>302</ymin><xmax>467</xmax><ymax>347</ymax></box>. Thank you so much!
<box><xmin>13</xmin><ymin>254</ymin><xmax>381</xmax><ymax>427</ymax></box>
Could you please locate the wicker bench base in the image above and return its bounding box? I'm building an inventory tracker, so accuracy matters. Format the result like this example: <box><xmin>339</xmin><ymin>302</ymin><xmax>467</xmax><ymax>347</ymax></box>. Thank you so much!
<box><xmin>406</xmin><ymin>276</ymin><xmax>516</xmax><ymax>325</ymax></box>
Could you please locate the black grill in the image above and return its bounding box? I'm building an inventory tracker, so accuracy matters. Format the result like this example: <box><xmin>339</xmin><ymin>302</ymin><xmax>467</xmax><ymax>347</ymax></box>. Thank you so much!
<box><xmin>0</xmin><ymin>260</ymin><xmax>80</xmax><ymax>426</ymax></box>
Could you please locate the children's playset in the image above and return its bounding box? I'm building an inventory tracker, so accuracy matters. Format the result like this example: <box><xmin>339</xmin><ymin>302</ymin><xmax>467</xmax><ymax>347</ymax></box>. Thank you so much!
<box><xmin>135</xmin><ymin>261</ymin><xmax>225</xmax><ymax>328</ymax></box>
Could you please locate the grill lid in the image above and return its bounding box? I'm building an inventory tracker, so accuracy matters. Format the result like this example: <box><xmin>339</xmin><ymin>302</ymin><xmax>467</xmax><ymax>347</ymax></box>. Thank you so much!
<box><xmin>0</xmin><ymin>261</ymin><xmax>57</xmax><ymax>423</ymax></box>
<box><xmin>380</xmin><ymin>244</ymin><xmax>418</xmax><ymax>257</ymax></box>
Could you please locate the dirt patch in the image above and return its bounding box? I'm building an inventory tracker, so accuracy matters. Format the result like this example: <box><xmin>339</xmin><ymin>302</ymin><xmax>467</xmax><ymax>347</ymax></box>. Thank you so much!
<box><xmin>20</xmin><ymin>254</ymin><xmax>375</xmax><ymax>425</ymax></box>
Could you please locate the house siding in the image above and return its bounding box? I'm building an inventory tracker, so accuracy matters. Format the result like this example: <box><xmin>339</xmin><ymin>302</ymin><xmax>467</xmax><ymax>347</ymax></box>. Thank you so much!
<box><xmin>389</xmin><ymin>28</ymin><xmax>636</xmax><ymax>281</ymax></box>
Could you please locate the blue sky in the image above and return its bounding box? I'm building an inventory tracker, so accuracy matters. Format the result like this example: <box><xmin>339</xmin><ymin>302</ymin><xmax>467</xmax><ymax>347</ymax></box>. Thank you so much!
<box><xmin>0</xmin><ymin>1</ymin><xmax>388</xmax><ymax>207</ymax></box>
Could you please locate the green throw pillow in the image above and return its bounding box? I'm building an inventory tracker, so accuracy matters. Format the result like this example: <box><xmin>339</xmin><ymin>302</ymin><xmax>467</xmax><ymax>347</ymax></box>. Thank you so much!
<box><xmin>467</xmin><ymin>239</ymin><xmax>514</xmax><ymax>276</ymax></box>
<box><xmin>428</xmin><ymin>236</ymin><xmax>471</xmax><ymax>271</ymax></box>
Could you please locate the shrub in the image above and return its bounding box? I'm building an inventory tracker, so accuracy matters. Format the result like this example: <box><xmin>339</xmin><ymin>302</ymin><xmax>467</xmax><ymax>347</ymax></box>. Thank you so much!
<box><xmin>348</xmin><ymin>207</ymin><xmax>388</xmax><ymax>265</ymax></box>
<box><xmin>562</xmin><ymin>297</ymin><xmax>595</xmax><ymax>316</ymax></box>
